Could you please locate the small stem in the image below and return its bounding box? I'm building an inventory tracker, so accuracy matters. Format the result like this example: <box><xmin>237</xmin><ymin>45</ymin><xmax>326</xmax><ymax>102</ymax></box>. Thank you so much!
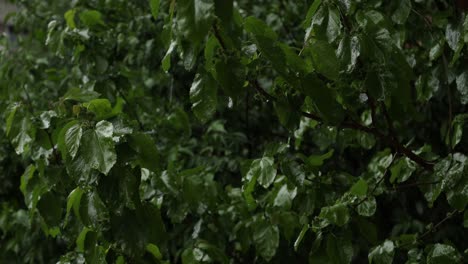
<box><xmin>418</xmin><ymin>210</ymin><xmax>458</xmax><ymax>241</ymax></box>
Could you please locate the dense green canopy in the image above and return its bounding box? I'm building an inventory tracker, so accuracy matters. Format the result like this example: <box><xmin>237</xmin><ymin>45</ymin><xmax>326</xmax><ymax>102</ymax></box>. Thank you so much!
<box><xmin>1</xmin><ymin>0</ymin><xmax>467</xmax><ymax>263</ymax></box>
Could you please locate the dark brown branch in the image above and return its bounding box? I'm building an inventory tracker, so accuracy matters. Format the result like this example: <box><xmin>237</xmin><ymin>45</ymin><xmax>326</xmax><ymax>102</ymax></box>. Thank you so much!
<box><xmin>252</xmin><ymin>80</ymin><xmax>434</xmax><ymax>171</ymax></box>
<box><xmin>212</xmin><ymin>23</ymin><xmax>227</xmax><ymax>51</ymax></box>
<box><xmin>252</xmin><ymin>80</ymin><xmax>276</xmax><ymax>102</ymax></box>
<box><xmin>393</xmin><ymin>180</ymin><xmax>441</xmax><ymax>190</ymax></box>
<box><xmin>381</xmin><ymin>102</ymin><xmax>396</xmax><ymax>138</ymax></box>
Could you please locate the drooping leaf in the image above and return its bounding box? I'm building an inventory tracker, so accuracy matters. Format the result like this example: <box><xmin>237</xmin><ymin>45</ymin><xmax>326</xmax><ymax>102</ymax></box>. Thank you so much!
<box><xmin>64</xmin><ymin>9</ymin><xmax>77</xmax><ymax>29</ymax></box>
<box><xmin>176</xmin><ymin>0</ymin><xmax>214</xmax><ymax>43</ymax></box>
<box><xmin>65</xmin><ymin>123</ymin><xmax>82</xmax><ymax>159</ymax></box>
<box><xmin>253</xmin><ymin>223</ymin><xmax>279</xmax><ymax>261</ymax></box>
<box><xmin>149</xmin><ymin>0</ymin><xmax>160</xmax><ymax>19</ymax></box>
<box><xmin>79</xmin><ymin>121</ymin><xmax>116</xmax><ymax>175</ymax></box>
<box><xmin>66</xmin><ymin>187</ymin><xmax>84</xmax><ymax>222</ymax></box>
<box><xmin>5</xmin><ymin>103</ymin><xmax>19</xmax><ymax>136</ymax></box>
<box><xmin>190</xmin><ymin>73</ymin><xmax>217</xmax><ymax>123</ymax></box>
<box><xmin>305</xmin><ymin>39</ymin><xmax>340</xmax><ymax>81</ymax></box>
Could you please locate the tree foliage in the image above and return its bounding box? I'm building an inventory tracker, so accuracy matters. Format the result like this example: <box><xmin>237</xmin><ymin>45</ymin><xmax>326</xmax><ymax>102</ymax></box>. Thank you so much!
<box><xmin>1</xmin><ymin>0</ymin><xmax>468</xmax><ymax>263</ymax></box>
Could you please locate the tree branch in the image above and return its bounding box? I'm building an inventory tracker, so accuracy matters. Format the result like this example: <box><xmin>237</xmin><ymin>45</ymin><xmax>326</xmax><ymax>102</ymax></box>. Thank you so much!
<box><xmin>252</xmin><ymin>81</ymin><xmax>434</xmax><ymax>171</ymax></box>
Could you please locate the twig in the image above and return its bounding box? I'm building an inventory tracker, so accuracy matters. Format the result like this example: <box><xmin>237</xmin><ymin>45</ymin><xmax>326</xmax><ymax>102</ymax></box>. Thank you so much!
<box><xmin>355</xmin><ymin>155</ymin><xmax>397</xmax><ymax>207</ymax></box>
<box><xmin>212</xmin><ymin>23</ymin><xmax>227</xmax><ymax>51</ymax></box>
<box><xmin>392</xmin><ymin>181</ymin><xmax>441</xmax><ymax>190</ymax></box>
<box><xmin>418</xmin><ymin>210</ymin><xmax>458</xmax><ymax>241</ymax></box>
<box><xmin>442</xmin><ymin>54</ymin><xmax>453</xmax><ymax>152</ymax></box>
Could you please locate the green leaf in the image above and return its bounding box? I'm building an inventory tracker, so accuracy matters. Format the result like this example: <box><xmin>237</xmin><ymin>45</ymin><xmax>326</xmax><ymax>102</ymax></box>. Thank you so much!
<box><xmin>446</xmin><ymin>23</ymin><xmax>461</xmax><ymax>51</ymax></box>
<box><xmin>149</xmin><ymin>0</ymin><xmax>160</xmax><ymax>19</ymax></box>
<box><xmin>253</xmin><ymin>224</ymin><xmax>279</xmax><ymax>261</ymax></box>
<box><xmin>79</xmin><ymin>191</ymin><xmax>108</xmax><ymax>227</ymax></box>
<box><xmin>305</xmin><ymin>4</ymin><xmax>327</xmax><ymax>42</ymax></box>
<box><xmin>368</xmin><ymin>240</ymin><xmax>395</xmax><ymax>264</ymax></box>
<box><xmin>146</xmin><ymin>243</ymin><xmax>163</xmax><ymax>260</ymax></box>
<box><xmin>244</xmin><ymin>16</ymin><xmax>278</xmax><ymax>40</ymax></box>
<box><xmin>319</xmin><ymin>203</ymin><xmax>350</xmax><ymax>226</ymax></box>
<box><xmin>58</xmin><ymin>120</ymin><xmax>79</xmax><ymax>160</ymax></box>
<box><xmin>65</xmin><ymin>123</ymin><xmax>82</xmax><ymax>159</ymax></box>
<box><xmin>84</xmin><ymin>99</ymin><xmax>114</xmax><ymax>120</ymax></box>
<box><xmin>244</xmin><ymin>17</ymin><xmax>292</xmax><ymax>79</ymax></box>
<box><xmin>37</xmin><ymin>191</ymin><xmax>63</xmax><ymax>228</ymax></box>
<box><xmin>306</xmin><ymin>39</ymin><xmax>340</xmax><ymax>80</ymax></box>
<box><xmin>304</xmin><ymin>0</ymin><xmax>323</xmax><ymax>29</ymax></box>
<box><xmin>12</xmin><ymin>117</ymin><xmax>36</xmax><ymax>155</ymax></box>
<box><xmin>273</xmin><ymin>184</ymin><xmax>297</xmax><ymax>210</ymax></box>
<box><xmin>162</xmin><ymin>41</ymin><xmax>176</xmax><ymax>72</ymax></box>
<box><xmin>214</xmin><ymin>57</ymin><xmax>245</xmax><ymax>99</ymax></box>
<box><xmin>76</xmin><ymin>227</ymin><xmax>93</xmax><ymax>252</ymax></box>
<box><xmin>128</xmin><ymin>132</ymin><xmax>160</xmax><ymax>172</ymax></box>
<box><xmin>427</xmin><ymin>244</ymin><xmax>461</xmax><ymax>264</ymax></box>
<box><xmin>391</xmin><ymin>0</ymin><xmax>411</xmax><ymax>24</ymax></box>
<box><xmin>80</xmin><ymin>121</ymin><xmax>116</xmax><ymax>175</ymax></box>
<box><xmin>5</xmin><ymin>102</ymin><xmax>19</xmax><ymax>136</ymax></box>
<box><xmin>64</xmin><ymin>9</ymin><xmax>77</xmax><ymax>29</ymax></box>
<box><xmin>246</xmin><ymin>157</ymin><xmax>277</xmax><ymax>189</ymax></box>
<box><xmin>350</xmin><ymin>178</ymin><xmax>368</xmax><ymax>197</ymax></box>
<box><xmin>62</xmin><ymin>88</ymin><xmax>100</xmax><ymax>102</ymax></box>
<box><xmin>79</xmin><ymin>10</ymin><xmax>105</xmax><ymax>28</ymax></box>
<box><xmin>39</xmin><ymin>110</ymin><xmax>57</xmax><ymax>129</ymax></box>
<box><xmin>390</xmin><ymin>157</ymin><xmax>416</xmax><ymax>183</ymax></box>
<box><xmin>357</xmin><ymin>196</ymin><xmax>376</xmax><ymax>217</ymax></box>
<box><xmin>176</xmin><ymin>0</ymin><xmax>214</xmax><ymax>43</ymax></box>
<box><xmin>326</xmin><ymin>234</ymin><xmax>353</xmax><ymax>264</ymax></box>
<box><xmin>301</xmin><ymin>74</ymin><xmax>344</xmax><ymax>124</ymax></box>
<box><xmin>337</xmin><ymin>35</ymin><xmax>360</xmax><ymax>72</ymax></box>
<box><xmin>429</xmin><ymin>38</ymin><xmax>445</xmax><ymax>62</ymax></box>
<box><xmin>306</xmin><ymin>149</ymin><xmax>334</xmax><ymax>167</ymax></box>
<box><xmin>190</xmin><ymin>73</ymin><xmax>217</xmax><ymax>123</ymax></box>
<box><xmin>456</xmin><ymin>72</ymin><xmax>468</xmax><ymax>105</ymax></box>
<box><xmin>66</xmin><ymin>187</ymin><xmax>83</xmax><ymax>222</ymax></box>
<box><xmin>294</xmin><ymin>225</ymin><xmax>309</xmax><ymax>251</ymax></box>
<box><xmin>326</xmin><ymin>6</ymin><xmax>341</xmax><ymax>43</ymax></box>
<box><xmin>20</xmin><ymin>165</ymin><xmax>36</xmax><ymax>196</ymax></box>
<box><xmin>111</xmin><ymin>204</ymin><xmax>167</xmax><ymax>256</ymax></box>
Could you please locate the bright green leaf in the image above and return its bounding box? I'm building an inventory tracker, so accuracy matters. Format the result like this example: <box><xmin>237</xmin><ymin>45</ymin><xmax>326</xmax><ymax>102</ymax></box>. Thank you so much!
<box><xmin>368</xmin><ymin>240</ymin><xmax>395</xmax><ymax>264</ymax></box>
<box><xmin>350</xmin><ymin>178</ymin><xmax>368</xmax><ymax>197</ymax></box>
<box><xmin>149</xmin><ymin>0</ymin><xmax>160</xmax><ymax>19</ymax></box>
